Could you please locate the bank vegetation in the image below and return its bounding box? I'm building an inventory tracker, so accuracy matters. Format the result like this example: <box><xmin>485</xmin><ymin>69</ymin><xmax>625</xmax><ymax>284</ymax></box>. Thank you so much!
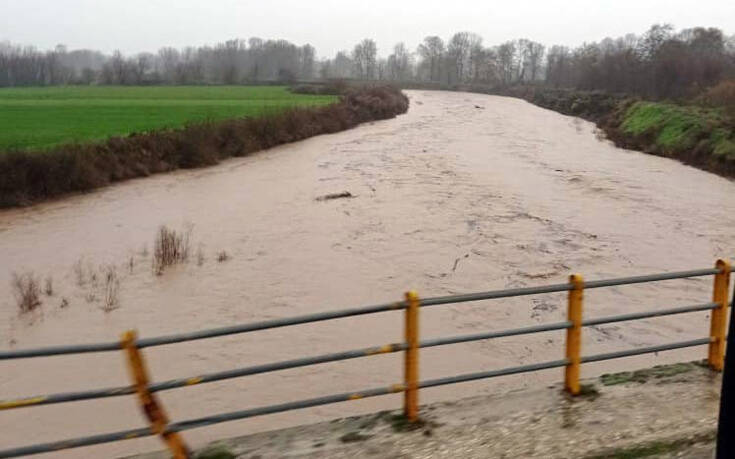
<box><xmin>0</xmin><ymin>86</ymin><xmax>408</xmax><ymax>207</ymax></box>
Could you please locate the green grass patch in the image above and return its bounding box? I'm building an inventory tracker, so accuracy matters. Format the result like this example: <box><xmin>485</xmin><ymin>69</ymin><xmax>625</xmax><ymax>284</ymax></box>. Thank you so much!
<box><xmin>586</xmin><ymin>440</ymin><xmax>688</xmax><ymax>459</ymax></box>
<box><xmin>584</xmin><ymin>431</ymin><xmax>715</xmax><ymax>459</ymax></box>
<box><xmin>600</xmin><ymin>362</ymin><xmax>695</xmax><ymax>386</ymax></box>
<box><xmin>621</xmin><ymin>101</ymin><xmax>734</xmax><ymax>157</ymax></box>
<box><xmin>0</xmin><ymin>86</ymin><xmax>337</xmax><ymax>150</ymax></box>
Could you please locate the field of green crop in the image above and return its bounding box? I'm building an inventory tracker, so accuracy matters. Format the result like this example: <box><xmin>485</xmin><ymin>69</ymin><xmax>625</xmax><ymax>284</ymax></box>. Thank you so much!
<box><xmin>0</xmin><ymin>86</ymin><xmax>338</xmax><ymax>150</ymax></box>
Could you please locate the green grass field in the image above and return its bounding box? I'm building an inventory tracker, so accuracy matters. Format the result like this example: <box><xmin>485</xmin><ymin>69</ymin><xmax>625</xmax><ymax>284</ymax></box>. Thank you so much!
<box><xmin>0</xmin><ymin>86</ymin><xmax>338</xmax><ymax>150</ymax></box>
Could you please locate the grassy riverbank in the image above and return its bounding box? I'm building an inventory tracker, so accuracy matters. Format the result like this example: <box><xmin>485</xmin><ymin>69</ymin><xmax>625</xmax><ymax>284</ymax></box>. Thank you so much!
<box><xmin>0</xmin><ymin>86</ymin><xmax>408</xmax><ymax>207</ymax></box>
<box><xmin>484</xmin><ymin>84</ymin><xmax>735</xmax><ymax>178</ymax></box>
<box><xmin>606</xmin><ymin>100</ymin><xmax>735</xmax><ymax>176</ymax></box>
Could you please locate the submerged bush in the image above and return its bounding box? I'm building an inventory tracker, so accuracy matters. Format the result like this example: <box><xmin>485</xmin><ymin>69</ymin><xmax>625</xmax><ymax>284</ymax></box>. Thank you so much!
<box><xmin>0</xmin><ymin>86</ymin><xmax>409</xmax><ymax>207</ymax></box>
<box><xmin>11</xmin><ymin>272</ymin><xmax>42</xmax><ymax>313</ymax></box>
<box><xmin>153</xmin><ymin>225</ymin><xmax>192</xmax><ymax>275</ymax></box>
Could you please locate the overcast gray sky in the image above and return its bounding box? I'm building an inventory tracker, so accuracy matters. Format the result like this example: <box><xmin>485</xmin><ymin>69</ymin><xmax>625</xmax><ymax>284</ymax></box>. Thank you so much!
<box><xmin>1</xmin><ymin>0</ymin><xmax>733</xmax><ymax>57</ymax></box>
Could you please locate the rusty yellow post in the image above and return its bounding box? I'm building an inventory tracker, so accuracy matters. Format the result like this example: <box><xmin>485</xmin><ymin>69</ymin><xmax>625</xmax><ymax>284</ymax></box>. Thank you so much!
<box><xmin>709</xmin><ymin>259</ymin><xmax>732</xmax><ymax>371</ymax></box>
<box><xmin>404</xmin><ymin>291</ymin><xmax>420</xmax><ymax>422</ymax></box>
<box><xmin>565</xmin><ymin>274</ymin><xmax>584</xmax><ymax>395</ymax></box>
<box><xmin>121</xmin><ymin>331</ymin><xmax>189</xmax><ymax>459</ymax></box>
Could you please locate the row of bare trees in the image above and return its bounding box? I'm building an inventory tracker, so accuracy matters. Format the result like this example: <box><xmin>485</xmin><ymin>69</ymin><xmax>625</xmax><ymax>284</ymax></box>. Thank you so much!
<box><xmin>545</xmin><ymin>25</ymin><xmax>735</xmax><ymax>98</ymax></box>
<box><xmin>0</xmin><ymin>38</ymin><xmax>316</xmax><ymax>86</ymax></box>
<box><xmin>2</xmin><ymin>25</ymin><xmax>734</xmax><ymax>99</ymax></box>
<box><xmin>318</xmin><ymin>34</ymin><xmax>547</xmax><ymax>86</ymax></box>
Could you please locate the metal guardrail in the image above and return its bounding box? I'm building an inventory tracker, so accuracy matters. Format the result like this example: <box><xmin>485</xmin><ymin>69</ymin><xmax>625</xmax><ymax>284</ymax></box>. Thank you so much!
<box><xmin>0</xmin><ymin>261</ymin><xmax>731</xmax><ymax>458</ymax></box>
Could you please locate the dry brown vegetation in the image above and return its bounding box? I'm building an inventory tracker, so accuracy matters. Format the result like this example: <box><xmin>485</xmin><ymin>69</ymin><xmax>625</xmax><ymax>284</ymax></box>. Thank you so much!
<box><xmin>153</xmin><ymin>225</ymin><xmax>192</xmax><ymax>274</ymax></box>
<box><xmin>698</xmin><ymin>79</ymin><xmax>735</xmax><ymax>119</ymax></box>
<box><xmin>11</xmin><ymin>272</ymin><xmax>42</xmax><ymax>313</ymax></box>
<box><xmin>0</xmin><ymin>86</ymin><xmax>409</xmax><ymax>207</ymax></box>
<box><xmin>43</xmin><ymin>276</ymin><xmax>53</xmax><ymax>296</ymax></box>
<box><xmin>101</xmin><ymin>265</ymin><xmax>120</xmax><ymax>312</ymax></box>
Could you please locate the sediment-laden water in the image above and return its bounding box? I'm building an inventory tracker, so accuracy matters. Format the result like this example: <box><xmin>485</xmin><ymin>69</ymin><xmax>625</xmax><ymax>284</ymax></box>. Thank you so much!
<box><xmin>1</xmin><ymin>90</ymin><xmax>733</xmax><ymax>457</ymax></box>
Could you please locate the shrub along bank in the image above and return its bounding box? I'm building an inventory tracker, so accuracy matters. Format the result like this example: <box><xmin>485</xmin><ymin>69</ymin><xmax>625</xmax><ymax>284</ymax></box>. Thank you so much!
<box><xmin>0</xmin><ymin>86</ymin><xmax>409</xmax><ymax>207</ymax></box>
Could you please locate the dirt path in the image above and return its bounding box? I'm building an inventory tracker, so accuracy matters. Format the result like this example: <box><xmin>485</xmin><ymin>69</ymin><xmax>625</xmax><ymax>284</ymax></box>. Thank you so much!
<box><xmin>131</xmin><ymin>362</ymin><xmax>721</xmax><ymax>459</ymax></box>
<box><xmin>1</xmin><ymin>91</ymin><xmax>734</xmax><ymax>457</ymax></box>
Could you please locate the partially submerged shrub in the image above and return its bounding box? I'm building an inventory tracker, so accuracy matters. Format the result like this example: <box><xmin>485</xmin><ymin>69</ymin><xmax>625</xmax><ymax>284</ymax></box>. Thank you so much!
<box><xmin>196</xmin><ymin>245</ymin><xmax>205</xmax><ymax>266</ymax></box>
<box><xmin>153</xmin><ymin>225</ymin><xmax>191</xmax><ymax>274</ymax></box>
<box><xmin>11</xmin><ymin>272</ymin><xmax>42</xmax><ymax>313</ymax></box>
<box><xmin>44</xmin><ymin>276</ymin><xmax>53</xmax><ymax>296</ymax></box>
<box><xmin>73</xmin><ymin>257</ymin><xmax>86</xmax><ymax>286</ymax></box>
<box><xmin>101</xmin><ymin>265</ymin><xmax>120</xmax><ymax>312</ymax></box>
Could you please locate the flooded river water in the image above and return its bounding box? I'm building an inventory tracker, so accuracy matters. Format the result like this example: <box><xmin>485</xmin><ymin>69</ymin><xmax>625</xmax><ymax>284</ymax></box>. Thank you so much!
<box><xmin>1</xmin><ymin>90</ymin><xmax>734</xmax><ymax>457</ymax></box>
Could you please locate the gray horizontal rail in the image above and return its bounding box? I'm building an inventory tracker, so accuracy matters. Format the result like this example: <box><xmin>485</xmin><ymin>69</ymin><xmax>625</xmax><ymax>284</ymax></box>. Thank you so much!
<box><xmin>420</xmin><ymin>282</ymin><xmax>573</xmax><ymax>306</ymax></box>
<box><xmin>583</xmin><ymin>302</ymin><xmax>718</xmax><ymax>327</ymax></box>
<box><xmin>420</xmin><ymin>267</ymin><xmax>720</xmax><ymax>307</ymax></box>
<box><xmin>0</xmin><ymin>426</ymin><xmax>153</xmax><ymax>459</ymax></box>
<box><xmin>5</xmin><ymin>300</ymin><xmax>713</xmax><ymax>410</ymax></box>
<box><xmin>148</xmin><ymin>342</ymin><xmax>407</xmax><ymax>392</ymax></box>
<box><xmin>0</xmin><ymin>342</ymin><xmax>408</xmax><ymax>411</ymax></box>
<box><xmin>0</xmin><ymin>341</ymin><xmax>121</xmax><ymax>360</ymax></box>
<box><xmin>0</xmin><ymin>319</ymin><xmax>579</xmax><ymax>411</ymax></box>
<box><xmin>419</xmin><ymin>359</ymin><xmax>569</xmax><ymax>388</ymax></box>
<box><xmin>169</xmin><ymin>359</ymin><xmax>570</xmax><ymax>432</ymax></box>
<box><xmin>0</xmin><ymin>266</ymin><xmax>722</xmax><ymax>360</ymax></box>
<box><xmin>137</xmin><ymin>301</ymin><xmax>404</xmax><ymax>347</ymax></box>
<box><xmin>583</xmin><ymin>268</ymin><xmax>720</xmax><ymax>289</ymax></box>
<box><xmin>0</xmin><ymin>335</ymin><xmax>718</xmax><ymax>458</ymax></box>
<box><xmin>1</xmin><ymin>320</ymin><xmax>571</xmax><ymax>410</ymax></box>
<box><xmin>581</xmin><ymin>337</ymin><xmax>713</xmax><ymax>363</ymax></box>
<box><xmin>420</xmin><ymin>321</ymin><xmax>572</xmax><ymax>348</ymax></box>
<box><xmin>0</xmin><ymin>301</ymin><xmax>405</xmax><ymax>360</ymax></box>
<box><xmin>0</xmin><ymin>385</ymin><xmax>134</xmax><ymax>411</ymax></box>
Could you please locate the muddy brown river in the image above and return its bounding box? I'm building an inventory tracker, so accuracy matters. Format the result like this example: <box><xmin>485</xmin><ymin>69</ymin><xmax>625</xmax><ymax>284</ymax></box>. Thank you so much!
<box><xmin>1</xmin><ymin>90</ymin><xmax>734</xmax><ymax>458</ymax></box>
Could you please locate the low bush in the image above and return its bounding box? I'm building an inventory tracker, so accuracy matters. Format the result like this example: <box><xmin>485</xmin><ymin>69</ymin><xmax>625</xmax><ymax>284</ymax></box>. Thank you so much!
<box><xmin>698</xmin><ymin>79</ymin><xmax>735</xmax><ymax>120</ymax></box>
<box><xmin>153</xmin><ymin>225</ymin><xmax>191</xmax><ymax>275</ymax></box>
<box><xmin>0</xmin><ymin>86</ymin><xmax>409</xmax><ymax>207</ymax></box>
<box><xmin>11</xmin><ymin>272</ymin><xmax>42</xmax><ymax>313</ymax></box>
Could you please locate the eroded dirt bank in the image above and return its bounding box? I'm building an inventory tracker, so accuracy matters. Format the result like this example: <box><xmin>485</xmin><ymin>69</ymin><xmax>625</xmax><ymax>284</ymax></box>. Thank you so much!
<box><xmin>1</xmin><ymin>90</ymin><xmax>734</xmax><ymax>458</ymax></box>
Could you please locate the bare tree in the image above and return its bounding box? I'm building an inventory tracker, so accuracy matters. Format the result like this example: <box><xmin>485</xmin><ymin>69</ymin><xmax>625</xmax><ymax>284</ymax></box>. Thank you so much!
<box><xmin>387</xmin><ymin>42</ymin><xmax>412</xmax><ymax>80</ymax></box>
<box><xmin>417</xmin><ymin>36</ymin><xmax>445</xmax><ymax>82</ymax></box>
<box><xmin>352</xmin><ymin>39</ymin><xmax>377</xmax><ymax>79</ymax></box>
<box><xmin>523</xmin><ymin>41</ymin><xmax>546</xmax><ymax>81</ymax></box>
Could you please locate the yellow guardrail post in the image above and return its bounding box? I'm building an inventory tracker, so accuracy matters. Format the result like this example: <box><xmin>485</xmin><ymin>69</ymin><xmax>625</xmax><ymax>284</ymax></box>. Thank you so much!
<box><xmin>565</xmin><ymin>274</ymin><xmax>584</xmax><ymax>395</ymax></box>
<box><xmin>121</xmin><ymin>330</ymin><xmax>190</xmax><ymax>459</ymax></box>
<box><xmin>404</xmin><ymin>291</ymin><xmax>420</xmax><ymax>422</ymax></box>
<box><xmin>709</xmin><ymin>259</ymin><xmax>731</xmax><ymax>371</ymax></box>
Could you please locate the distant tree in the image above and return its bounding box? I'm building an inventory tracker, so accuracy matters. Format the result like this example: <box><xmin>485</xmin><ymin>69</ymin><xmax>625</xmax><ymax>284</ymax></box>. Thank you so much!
<box><xmin>387</xmin><ymin>42</ymin><xmax>412</xmax><ymax>80</ymax></box>
<box><xmin>523</xmin><ymin>41</ymin><xmax>545</xmax><ymax>81</ymax></box>
<box><xmin>352</xmin><ymin>39</ymin><xmax>377</xmax><ymax>79</ymax></box>
<box><xmin>417</xmin><ymin>36</ymin><xmax>445</xmax><ymax>82</ymax></box>
<box><xmin>300</xmin><ymin>44</ymin><xmax>316</xmax><ymax>79</ymax></box>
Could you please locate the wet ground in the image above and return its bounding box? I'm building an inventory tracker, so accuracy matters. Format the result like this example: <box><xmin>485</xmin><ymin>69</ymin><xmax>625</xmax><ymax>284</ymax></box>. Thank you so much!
<box><xmin>1</xmin><ymin>90</ymin><xmax>734</xmax><ymax>457</ymax></box>
<box><xmin>132</xmin><ymin>362</ymin><xmax>721</xmax><ymax>459</ymax></box>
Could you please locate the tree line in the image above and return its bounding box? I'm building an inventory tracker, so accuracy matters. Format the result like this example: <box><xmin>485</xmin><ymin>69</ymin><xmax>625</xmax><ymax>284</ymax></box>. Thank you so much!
<box><xmin>1</xmin><ymin>25</ymin><xmax>734</xmax><ymax>99</ymax></box>
<box><xmin>0</xmin><ymin>39</ymin><xmax>316</xmax><ymax>86</ymax></box>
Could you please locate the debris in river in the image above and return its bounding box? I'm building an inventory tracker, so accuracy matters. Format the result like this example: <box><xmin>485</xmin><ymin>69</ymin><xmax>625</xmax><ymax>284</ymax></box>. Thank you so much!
<box><xmin>316</xmin><ymin>191</ymin><xmax>354</xmax><ymax>201</ymax></box>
